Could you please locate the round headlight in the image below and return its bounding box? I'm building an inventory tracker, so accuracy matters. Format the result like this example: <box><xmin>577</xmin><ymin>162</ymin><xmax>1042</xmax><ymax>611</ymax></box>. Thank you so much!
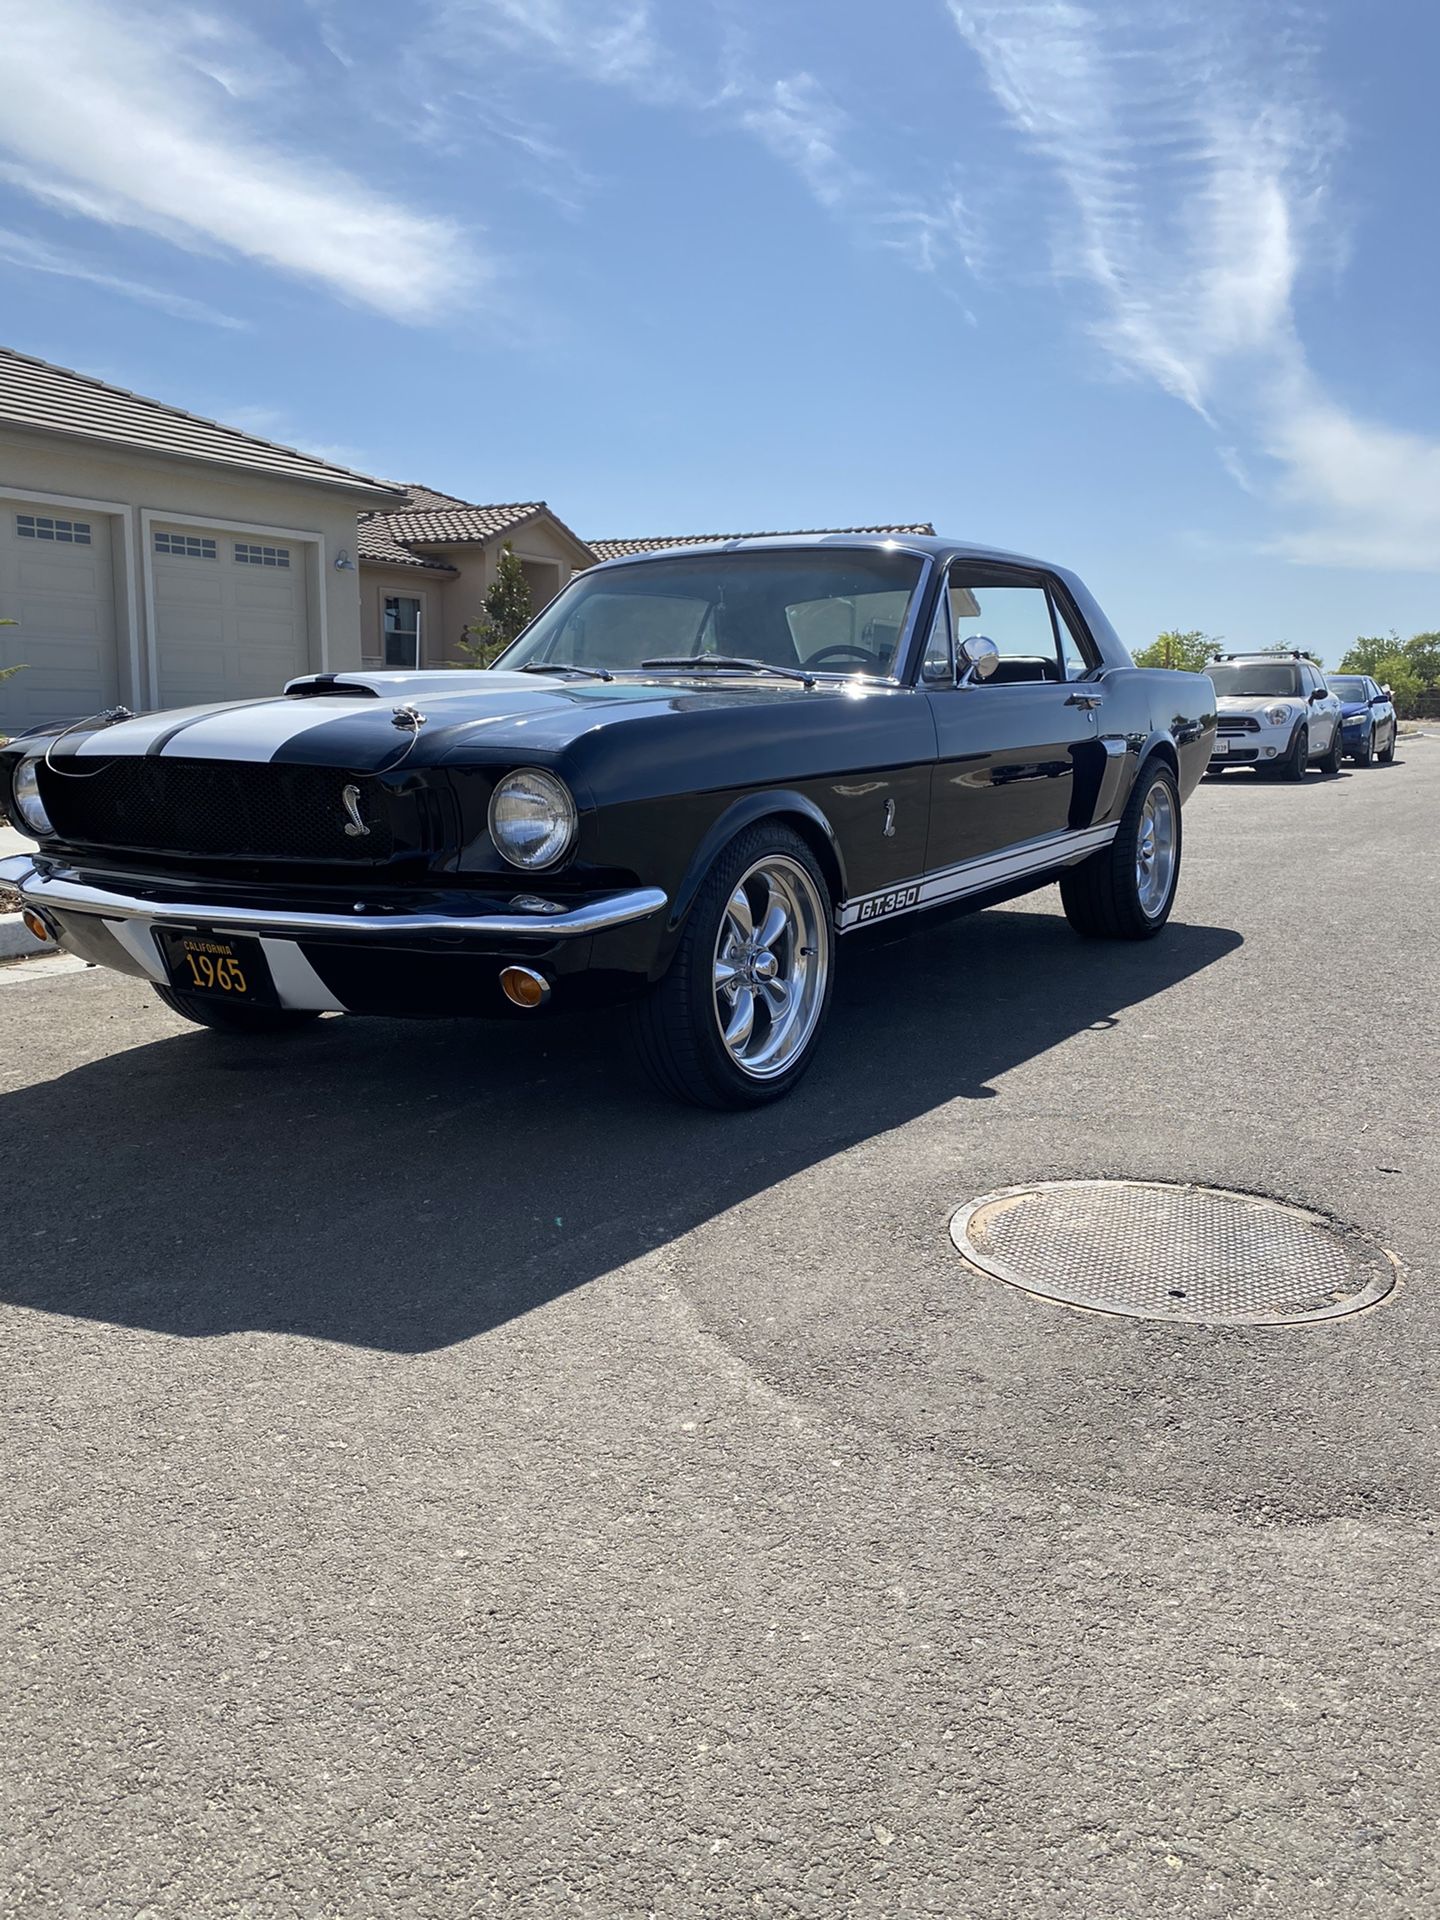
<box><xmin>1264</xmin><ymin>704</ymin><xmax>1293</xmax><ymax>727</ymax></box>
<box><xmin>10</xmin><ymin>755</ymin><xmax>53</xmax><ymax>836</ymax></box>
<box><xmin>488</xmin><ymin>768</ymin><xmax>577</xmax><ymax>870</ymax></box>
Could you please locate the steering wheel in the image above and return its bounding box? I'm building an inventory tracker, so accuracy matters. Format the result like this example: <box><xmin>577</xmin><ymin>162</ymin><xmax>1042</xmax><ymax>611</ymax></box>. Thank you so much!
<box><xmin>803</xmin><ymin>645</ymin><xmax>879</xmax><ymax>669</ymax></box>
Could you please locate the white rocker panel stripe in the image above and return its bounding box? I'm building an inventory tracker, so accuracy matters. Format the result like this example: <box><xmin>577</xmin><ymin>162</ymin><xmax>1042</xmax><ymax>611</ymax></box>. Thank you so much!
<box><xmin>838</xmin><ymin>822</ymin><xmax>1119</xmax><ymax>931</ymax></box>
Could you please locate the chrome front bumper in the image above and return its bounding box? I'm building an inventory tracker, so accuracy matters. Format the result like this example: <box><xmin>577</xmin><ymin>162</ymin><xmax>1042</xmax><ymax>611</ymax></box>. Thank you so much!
<box><xmin>0</xmin><ymin>853</ymin><xmax>666</xmax><ymax>941</ymax></box>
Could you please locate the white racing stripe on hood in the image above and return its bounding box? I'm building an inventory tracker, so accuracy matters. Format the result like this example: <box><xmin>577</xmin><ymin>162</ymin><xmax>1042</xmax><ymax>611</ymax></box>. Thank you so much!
<box><xmin>68</xmin><ymin>698</ymin><xmax>367</xmax><ymax>762</ymax></box>
<box><xmin>144</xmin><ymin>698</ymin><xmax>370</xmax><ymax>761</ymax></box>
<box><xmin>69</xmin><ymin>704</ymin><xmax>238</xmax><ymax>757</ymax></box>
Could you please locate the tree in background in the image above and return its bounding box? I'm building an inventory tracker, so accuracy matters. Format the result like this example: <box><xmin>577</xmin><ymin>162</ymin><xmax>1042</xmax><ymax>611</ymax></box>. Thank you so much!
<box><xmin>1339</xmin><ymin>630</ymin><xmax>1439</xmax><ymax>718</ymax></box>
<box><xmin>459</xmin><ymin>544</ymin><xmax>533</xmax><ymax>668</ymax></box>
<box><xmin>1131</xmin><ymin>630</ymin><xmax>1220</xmax><ymax>672</ymax></box>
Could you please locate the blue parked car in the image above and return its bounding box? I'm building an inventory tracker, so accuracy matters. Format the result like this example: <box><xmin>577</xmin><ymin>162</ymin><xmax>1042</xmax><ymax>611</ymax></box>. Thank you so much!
<box><xmin>1325</xmin><ymin>675</ymin><xmax>1397</xmax><ymax>766</ymax></box>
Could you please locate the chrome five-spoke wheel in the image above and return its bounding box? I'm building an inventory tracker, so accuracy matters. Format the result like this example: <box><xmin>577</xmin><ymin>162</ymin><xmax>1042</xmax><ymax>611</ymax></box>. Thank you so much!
<box><xmin>1135</xmin><ymin>782</ymin><xmax>1177</xmax><ymax>919</ymax></box>
<box><xmin>712</xmin><ymin>856</ymin><xmax>830</xmax><ymax>1080</ymax></box>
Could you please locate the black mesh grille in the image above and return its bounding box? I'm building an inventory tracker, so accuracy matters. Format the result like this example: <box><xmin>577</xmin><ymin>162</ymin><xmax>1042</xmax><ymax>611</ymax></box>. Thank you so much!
<box><xmin>38</xmin><ymin>757</ymin><xmax>396</xmax><ymax>861</ymax></box>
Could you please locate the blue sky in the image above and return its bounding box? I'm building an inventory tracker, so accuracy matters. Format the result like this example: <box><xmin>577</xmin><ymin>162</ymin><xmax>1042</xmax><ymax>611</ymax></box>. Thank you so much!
<box><xmin>2</xmin><ymin>0</ymin><xmax>1438</xmax><ymax>662</ymax></box>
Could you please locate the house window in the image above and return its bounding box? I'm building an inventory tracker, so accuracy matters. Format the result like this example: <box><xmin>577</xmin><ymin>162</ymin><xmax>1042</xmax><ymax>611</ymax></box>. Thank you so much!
<box><xmin>384</xmin><ymin>595</ymin><xmax>422</xmax><ymax>668</ymax></box>
<box><xmin>154</xmin><ymin>531</ymin><xmax>217</xmax><ymax>560</ymax></box>
<box><xmin>17</xmin><ymin>513</ymin><xmax>91</xmax><ymax>545</ymax></box>
<box><xmin>235</xmin><ymin>542</ymin><xmax>291</xmax><ymax>568</ymax></box>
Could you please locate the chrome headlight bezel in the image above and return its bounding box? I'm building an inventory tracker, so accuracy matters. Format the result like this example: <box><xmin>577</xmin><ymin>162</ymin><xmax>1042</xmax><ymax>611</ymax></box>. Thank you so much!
<box><xmin>9</xmin><ymin>754</ymin><xmax>54</xmax><ymax>837</ymax></box>
<box><xmin>487</xmin><ymin>767</ymin><xmax>578</xmax><ymax>871</ymax></box>
<box><xmin>1264</xmin><ymin>704</ymin><xmax>1294</xmax><ymax>727</ymax></box>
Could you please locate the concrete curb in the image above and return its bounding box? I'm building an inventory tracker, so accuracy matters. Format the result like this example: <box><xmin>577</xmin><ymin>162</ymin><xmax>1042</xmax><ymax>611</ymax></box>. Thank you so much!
<box><xmin>0</xmin><ymin>911</ymin><xmax>47</xmax><ymax>959</ymax></box>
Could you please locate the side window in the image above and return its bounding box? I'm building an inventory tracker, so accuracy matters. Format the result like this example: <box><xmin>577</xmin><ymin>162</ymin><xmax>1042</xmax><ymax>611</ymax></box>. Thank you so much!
<box><xmin>1050</xmin><ymin>592</ymin><xmax>1094</xmax><ymax>679</ymax></box>
<box><xmin>949</xmin><ymin>579</ymin><xmax>1062</xmax><ymax>683</ymax></box>
<box><xmin>921</xmin><ymin>583</ymin><xmax>953</xmax><ymax>683</ymax></box>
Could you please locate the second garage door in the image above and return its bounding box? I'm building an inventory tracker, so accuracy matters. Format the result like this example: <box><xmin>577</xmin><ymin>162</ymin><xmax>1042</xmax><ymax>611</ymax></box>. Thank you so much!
<box><xmin>152</xmin><ymin>524</ymin><xmax>311</xmax><ymax>709</ymax></box>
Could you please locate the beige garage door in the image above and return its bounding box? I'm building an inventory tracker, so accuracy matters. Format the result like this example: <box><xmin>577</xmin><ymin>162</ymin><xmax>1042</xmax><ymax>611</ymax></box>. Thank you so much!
<box><xmin>152</xmin><ymin>525</ymin><xmax>310</xmax><ymax>709</ymax></box>
<box><xmin>0</xmin><ymin>503</ymin><xmax>119</xmax><ymax>735</ymax></box>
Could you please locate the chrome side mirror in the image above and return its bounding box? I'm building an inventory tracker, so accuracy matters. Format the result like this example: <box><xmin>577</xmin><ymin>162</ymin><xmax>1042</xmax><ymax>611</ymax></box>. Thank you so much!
<box><xmin>958</xmin><ymin>634</ymin><xmax>1000</xmax><ymax>684</ymax></box>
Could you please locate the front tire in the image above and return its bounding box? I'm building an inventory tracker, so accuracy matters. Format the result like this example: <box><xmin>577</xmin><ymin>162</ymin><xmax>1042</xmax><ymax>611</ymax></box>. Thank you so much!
<box><xmin>1060</xmin><ymin>761</ymin><xmax>1182</xmax><ymax>941</ymax></box>
<box><xmin>1354</xmin><ymin>726</ymin><xmax>1374</xmax><ymax>768</ymax></box>
<box><xmin>1379</xmin><ymin>724</ymin><xmax>1396</xmax><ymax>764</ymax></box>
<box><xmin>152</xmin><ymin>983</ymin><xmax>323</xmax><ymax>1034</ymax></box>
<box><xmin>631</xmin><ymin>825</ymin><xmax>834</xmax><ymax>1109</ymax></box>
<box><xmin>1283</xmin><ymin>725</ymin><xmax>1310</xmax><ymax>781</ymax></box>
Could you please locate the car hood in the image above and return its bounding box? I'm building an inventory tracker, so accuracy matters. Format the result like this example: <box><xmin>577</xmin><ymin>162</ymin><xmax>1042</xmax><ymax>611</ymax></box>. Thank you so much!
<box><xmin>31</xmin><ymin>669</ymin><xmax>885</xmax><ymax>772</ymax></box>
<box><xmin>1337</xmin><ymin>702</ymin><xmax>1373</xmax><ymax>719</ymax></box>
<box><xmin>1215</xmin><ymin>694</ymin><xmax>1305</xmax><ymax>716</ymax></box>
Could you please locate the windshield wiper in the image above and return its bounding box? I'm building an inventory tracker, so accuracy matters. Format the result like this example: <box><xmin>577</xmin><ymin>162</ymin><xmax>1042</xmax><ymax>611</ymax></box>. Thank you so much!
<box><xmin>517</xmin><ymin>661</ymin><xmax>614</xmax><ymax>682</ymax></box>
<box><xmin>639</xmin><ymin>655</ymin><xmax>815</xmax><ymax>687</ymax></box>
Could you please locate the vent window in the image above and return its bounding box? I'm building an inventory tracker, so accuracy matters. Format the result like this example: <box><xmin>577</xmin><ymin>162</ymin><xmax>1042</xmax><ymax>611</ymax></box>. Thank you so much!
<box><xmin>154</xmin><ymin>531</ymin><xmax>217</xmax><ymax>560</ymax></box>
<box><xmin>17</xmin><ymin>513</ymin><xmax>91</xmax><ymax>545</ymax></box>
<box><xmin>234</xmin><ymin>542</ymin><xmax>291</xmax><ymax>568</ymax></box>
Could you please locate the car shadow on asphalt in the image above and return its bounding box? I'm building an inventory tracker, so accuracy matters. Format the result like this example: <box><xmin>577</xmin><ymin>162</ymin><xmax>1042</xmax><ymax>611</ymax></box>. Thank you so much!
<box><xmin>0</xmin><ymin>910</ymin><xmax>1242</xmax><ymax>1351</ymax></box>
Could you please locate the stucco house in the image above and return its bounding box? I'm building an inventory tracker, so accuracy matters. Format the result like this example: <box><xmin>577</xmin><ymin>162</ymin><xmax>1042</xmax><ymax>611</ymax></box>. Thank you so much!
<box><xmin>357</xmin><ymin>490</ymin><xmax>596</xmax><ymax>668</ymax></box>
<box><xmin>0</xmin><ymin>346</ymin><xmax>410</xmax><ymax>738</ymax></box>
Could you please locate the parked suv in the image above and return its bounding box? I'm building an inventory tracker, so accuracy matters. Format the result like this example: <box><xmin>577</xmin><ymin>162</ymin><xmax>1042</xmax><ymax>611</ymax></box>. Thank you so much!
<box><xmin>1325</xmin><ymin>674</ymin><xmax>1398</xmax><ymax>766</ymax></box>
<box><xmin>1206</xmin><ymin>652</ymin><xmax>1343</xmax><ymax>780</ymax></box>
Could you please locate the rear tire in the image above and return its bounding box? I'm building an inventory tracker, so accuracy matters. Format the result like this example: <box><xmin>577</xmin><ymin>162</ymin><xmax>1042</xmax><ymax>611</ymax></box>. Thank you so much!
<box><xmin>1060</xmin><ymin>761</ymin><xmax>1182</xmax><ymax>941</ymax></box>
<box><xmin>1318</xmin><ymin>724</ymin><xmax>1343</xmax><ymax>776</ymax></box>
<box><xmin>631</xmin><ymin>824</ymin><xmax>834</xmax><ymax>1109</ymax></box>
<box><xmin>152</xmin><ymin>983</ymin><xmax>323</xmax><ymax>1033</ymax></box>
<box><xmin>1379</xmin><ymin>725</ymin><xmax>1396</xmax><ymax>764</ymax></box>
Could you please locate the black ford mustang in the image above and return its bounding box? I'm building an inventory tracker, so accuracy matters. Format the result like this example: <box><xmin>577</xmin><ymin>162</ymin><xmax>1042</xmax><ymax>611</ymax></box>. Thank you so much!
<box><xmin>1</xmin><ymin>535</ymin><xmax>1216</xmax><ymax>1107</ymax></box>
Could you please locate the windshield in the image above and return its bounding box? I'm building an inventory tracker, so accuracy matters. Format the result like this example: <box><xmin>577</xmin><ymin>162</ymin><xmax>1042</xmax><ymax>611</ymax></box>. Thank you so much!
<box><xmin>1327</xmin><ymin>676</ymin><xmax>1370</xmax><ymax>702</ymax></box>
<box><xmin>495</xmin><ymin>548</ymin><xmax>926</xmax><ymax>678</ymax></box>
<box><xmin>1209</xmin><ymin>662</ymin><xmax>1303</xmax><ymax>698</ymax></box>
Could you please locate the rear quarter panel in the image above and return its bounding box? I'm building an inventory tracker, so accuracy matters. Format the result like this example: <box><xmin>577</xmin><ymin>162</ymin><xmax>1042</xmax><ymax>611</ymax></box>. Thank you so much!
<box><xmin>1095</xmin><ymin>667</ymin><xmax>1217</xmax><ymax>810</ymax></box>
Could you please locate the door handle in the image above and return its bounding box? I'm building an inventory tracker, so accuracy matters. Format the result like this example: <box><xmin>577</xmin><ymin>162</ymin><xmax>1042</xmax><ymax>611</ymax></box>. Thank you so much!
<box><xmin>1065</xmin><ymin>691</ymin><xmax>1104</xmax><ymax>709</ymax></box>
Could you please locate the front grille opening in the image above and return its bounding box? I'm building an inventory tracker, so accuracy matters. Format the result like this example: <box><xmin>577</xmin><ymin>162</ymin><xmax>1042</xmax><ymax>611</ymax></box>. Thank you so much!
<box><xmin>37</xmin><ymin>757</ymin><xmax>396</xmax><ymax>862</ymax></box>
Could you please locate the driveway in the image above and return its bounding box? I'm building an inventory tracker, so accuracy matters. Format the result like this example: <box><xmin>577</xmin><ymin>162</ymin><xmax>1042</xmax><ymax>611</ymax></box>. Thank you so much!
<box><xmin>2</xmin><ymin>744</ymin><xmax>1437</xmax><ymax>1918</ymax></box>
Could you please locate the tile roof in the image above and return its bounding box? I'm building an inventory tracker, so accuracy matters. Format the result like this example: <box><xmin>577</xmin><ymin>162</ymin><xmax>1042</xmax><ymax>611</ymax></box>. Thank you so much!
<box><xmin>587</xmin><ymin>524</ymin><xmax>936</xmax><ymax>562</ymax></box>
<box><xmin>355</xmin><ymin>519</ymin><xmax>458</xmax><ymax>573</ymax></box>
<box><xmin>380</xmin><ymin>500</ymin><xmax>553</xmax><ymax>544</ymax></box>
<box><xmin>358</xmin><ymin>490</ymin><xmax>598</xmax><ymax>570</ymax></box>
<box><xmin>0</xmin><ymin>345</ymin><xmax>409</xmax><ymax>501</ymax></box>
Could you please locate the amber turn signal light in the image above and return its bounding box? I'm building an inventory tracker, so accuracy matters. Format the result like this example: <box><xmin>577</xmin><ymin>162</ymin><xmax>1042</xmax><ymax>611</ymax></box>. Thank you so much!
<box><xmin>499</xmin><ymin>965</ymin><xmax>550</xmax><ymax>1009</ymax></box>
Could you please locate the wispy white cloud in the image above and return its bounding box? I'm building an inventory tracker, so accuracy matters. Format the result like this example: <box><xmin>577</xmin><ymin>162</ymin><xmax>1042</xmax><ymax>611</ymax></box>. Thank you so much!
<box><xmin>442</xmin><ymin>0</ymin><xmax>668</xmax><ymax>88</ymax></box>
<box><xmin>947</xmin><ymin>0</ymin><xmax>1440</xmax><ymax>570</ymax></box>
<box><xmin>443</xmin><ymin>0</ymin><xmax>984</xmax><ymax>276</ymax></box>
<box><xmin>0</xmin><ymin>227</ymin><xmax>246</xmax><ymax>329</ymax></box>
<box><xmin>0</xmin><ymin>0</ymin><xmax>483</xmax><ymax>323</ymax></box>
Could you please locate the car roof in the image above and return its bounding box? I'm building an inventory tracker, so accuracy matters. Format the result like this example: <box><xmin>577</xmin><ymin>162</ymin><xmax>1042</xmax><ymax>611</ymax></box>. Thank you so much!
<box><xmin>588</xmin><ymin>531</ymin><xmax>1057</xmax><ymax>571</ymax></box>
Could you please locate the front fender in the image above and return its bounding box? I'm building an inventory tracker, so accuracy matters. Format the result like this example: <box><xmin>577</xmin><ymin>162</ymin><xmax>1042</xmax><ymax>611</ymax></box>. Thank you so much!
<box><xmin>666</xmin><ymin>789</ymin><xmax>848</xmax><ymax>937</ymax></box>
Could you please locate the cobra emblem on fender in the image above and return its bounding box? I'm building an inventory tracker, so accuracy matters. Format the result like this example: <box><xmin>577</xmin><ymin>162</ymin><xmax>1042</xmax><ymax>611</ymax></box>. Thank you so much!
<box><xmin>341</xmin><ymin>783</ymin><xmax>370</xmax><ymax>837</ymax></box>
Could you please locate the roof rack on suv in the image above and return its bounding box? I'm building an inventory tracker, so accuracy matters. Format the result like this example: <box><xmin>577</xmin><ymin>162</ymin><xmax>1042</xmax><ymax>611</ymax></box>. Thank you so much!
<box><xmin>1210</xmin><ymin>648</ymin><xmax>1309</xmax><ymax>662</ymax></box>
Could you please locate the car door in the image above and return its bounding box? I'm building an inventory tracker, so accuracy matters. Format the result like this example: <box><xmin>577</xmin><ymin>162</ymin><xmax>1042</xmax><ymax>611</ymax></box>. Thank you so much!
<box><xmin>1368</xmin><ymin>678</ymin><xmax>1394</xmax><ymax>749</ymax></box>
<box><xmin>921</xmin><ymin>564</ymin><xmax>1103</xmax><ymax>884</ymax></box>
<box><xmin>1308</xmin><ymin>663</ymin><xmax>1340</xmax><ymax>750</ymax></box>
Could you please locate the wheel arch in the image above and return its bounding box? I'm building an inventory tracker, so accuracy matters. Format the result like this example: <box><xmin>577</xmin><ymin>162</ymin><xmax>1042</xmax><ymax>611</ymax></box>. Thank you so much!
<box><xmin>1135</xmin><ymin>731</ymin><xmax>1180</xmax><ymax>783</ymax></box>
<box><xmin>666</xmin><ymin>790</ymin><xmax>847</xmax><ymax>938</ymax></box>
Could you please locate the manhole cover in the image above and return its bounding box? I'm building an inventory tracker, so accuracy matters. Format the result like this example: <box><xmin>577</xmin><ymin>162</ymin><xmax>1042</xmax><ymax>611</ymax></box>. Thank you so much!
<box><xmin>949</xmin><ymin>1181</ymin><xmax>1399</xmax><ymax>1325</ymax></box>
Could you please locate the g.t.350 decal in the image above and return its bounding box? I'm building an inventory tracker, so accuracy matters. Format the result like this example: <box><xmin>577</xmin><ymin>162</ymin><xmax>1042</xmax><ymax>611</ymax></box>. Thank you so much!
<box><xmin>856</xmin><ymin>884</ymin><xmax>921</xmax><ymax>923</ymax></box>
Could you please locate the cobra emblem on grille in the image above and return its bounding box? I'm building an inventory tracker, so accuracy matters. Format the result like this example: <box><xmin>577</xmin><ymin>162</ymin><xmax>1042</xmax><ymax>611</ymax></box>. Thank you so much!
<box><xmin>341</xmin><ymin>783</ymin><xmax>370</xmax><ymax>838</ymax></box>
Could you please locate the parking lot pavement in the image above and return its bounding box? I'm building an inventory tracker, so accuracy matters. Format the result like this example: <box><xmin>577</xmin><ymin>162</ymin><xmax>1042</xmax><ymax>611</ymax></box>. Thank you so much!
<box><xmin>2</xmin><ymin>743</ymin><xmax>1438</xmax><ymax>1919</ymax></box>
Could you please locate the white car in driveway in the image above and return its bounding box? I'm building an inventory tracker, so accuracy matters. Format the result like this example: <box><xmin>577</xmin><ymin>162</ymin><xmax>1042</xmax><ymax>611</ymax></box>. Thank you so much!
<box><xmin>1206</xmin><ymin>652</ymin><xmax>1344</xmax><ymax>780</ymax></box>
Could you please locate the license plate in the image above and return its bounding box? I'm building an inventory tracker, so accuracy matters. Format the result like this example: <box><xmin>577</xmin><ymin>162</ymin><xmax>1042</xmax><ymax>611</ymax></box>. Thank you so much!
<box><xmin>155</xmin><ymin>928</ymin><xmax>278</xmax><ymax>1006</ymax></box>
<box><xmin>1211</xmin><ymin>737</ymin><xmax>1230</xmax><ymax>755</ymax></box>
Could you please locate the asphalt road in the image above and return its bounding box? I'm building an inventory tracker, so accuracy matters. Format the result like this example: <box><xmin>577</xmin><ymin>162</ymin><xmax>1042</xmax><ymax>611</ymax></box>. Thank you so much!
<box><xmin>2</xmin><ymin>743</ymin><xmax>1438</xmax><ymax>1919</ymax></box>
